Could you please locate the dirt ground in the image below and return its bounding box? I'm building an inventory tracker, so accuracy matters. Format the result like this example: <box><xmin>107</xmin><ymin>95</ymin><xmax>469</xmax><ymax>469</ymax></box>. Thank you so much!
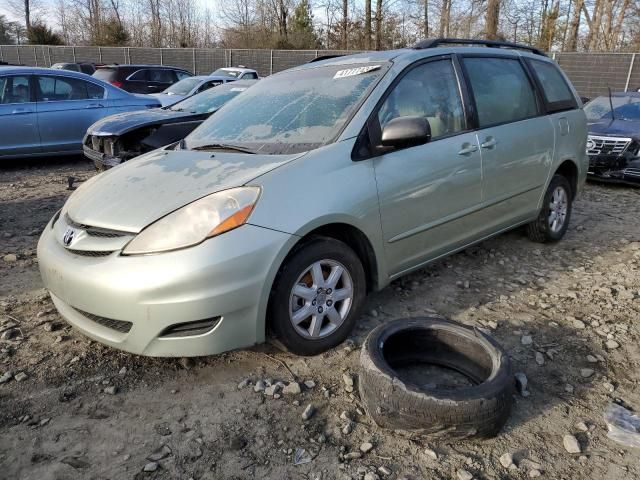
<box><xmin>1</xmin><ymin>158</ymin><xmax>639</xmax><ymax>480</ymax></box>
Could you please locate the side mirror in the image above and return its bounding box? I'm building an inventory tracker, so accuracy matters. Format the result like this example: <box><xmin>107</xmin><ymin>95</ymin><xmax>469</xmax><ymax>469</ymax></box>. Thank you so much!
<box><xmin>381</xmin><ymin>116</ymin><xmax>431</xmax><ymax>148</ymax></box>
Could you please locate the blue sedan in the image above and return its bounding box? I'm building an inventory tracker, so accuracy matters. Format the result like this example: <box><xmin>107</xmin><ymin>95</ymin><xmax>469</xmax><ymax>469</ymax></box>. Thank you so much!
<box><xmin>0</xmin><ymin>66</ymin><xmax>161</xmax><ymax>159</ymax></box>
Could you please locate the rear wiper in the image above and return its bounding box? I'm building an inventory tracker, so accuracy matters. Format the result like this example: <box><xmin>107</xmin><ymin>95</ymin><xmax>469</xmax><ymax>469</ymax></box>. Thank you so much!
<box><xmin>190</xmin><ymin>143</ymin><xmax>256</xmax><ymax>154</ymax></box>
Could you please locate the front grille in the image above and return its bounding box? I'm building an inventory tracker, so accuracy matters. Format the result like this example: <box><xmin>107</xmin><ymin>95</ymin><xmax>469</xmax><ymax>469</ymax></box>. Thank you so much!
<box><xmin>72</xmin><ymin>307</ymin><xmax>133</xmax><ymax>333</ymax></box>
<box><xmin>587</xmin><ymin>136</ymin><xmax>631</xmax><ymax>156</ymax></box>
<box><xmin>159</xmin><ymin>318</ymin><xmax>221</xmax><ymax>338</ymax></box>
<box><xmin>66</xmin><ymin>249</ymin><xmax>113</xmax><ymax>257</ymax></box>
<box><xmin>65</xmin><ymin>214</ymin><xmax>127</xmax><ymax>238</ymax></box>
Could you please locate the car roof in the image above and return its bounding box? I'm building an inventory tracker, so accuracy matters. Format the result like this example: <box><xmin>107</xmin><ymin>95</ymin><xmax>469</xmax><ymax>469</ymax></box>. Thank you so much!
<box><xmin>219</xmin><ymin>67</ymin><xmax>257</xmax><ymax>73</ymax></box>
<box><xmin>97</xmin><ymin>64</ymin><xmax>189</xmax><ymax>70</ymax></box>
<box><xmin>291</xmin><ymin>41</ymin><xmax>553</xmax><ymax>72</ymax></box>
<box><xmin>0</xmin><ymin>66</ymin><xmax>98</xmax><ymax>77</ymax></box>
<box><xmin>189</xmin><ymin>75</ymin><xmax>236</xmax><ymax>81</ymax></box>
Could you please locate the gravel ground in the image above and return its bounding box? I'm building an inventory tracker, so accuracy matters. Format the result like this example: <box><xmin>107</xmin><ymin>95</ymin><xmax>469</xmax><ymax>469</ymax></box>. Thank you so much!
<box><xmin>1</xmin><ymin>158</ymin><xmax>640</xmax><ymax>480</ymax></box>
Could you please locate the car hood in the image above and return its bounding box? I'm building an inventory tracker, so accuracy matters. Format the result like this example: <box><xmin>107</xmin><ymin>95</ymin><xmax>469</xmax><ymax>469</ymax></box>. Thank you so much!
<box><xmin>88</xmin><ymin>108</ymin><xmax>204</xmax><ymax>136</ymax></box>
<box><xmin>65</xmin><ymin>148</ymin><xmax>305</xmax><ymax>232</ymax></box>
<box><xmin>150</xmin><ymin>93</ymin><xmax>186</xmax><ymax>107</ymax></box>
<box><xmin>588</xmin><ymin>118</ymin><xmax>640</xmax><ymax>139</ymax></box>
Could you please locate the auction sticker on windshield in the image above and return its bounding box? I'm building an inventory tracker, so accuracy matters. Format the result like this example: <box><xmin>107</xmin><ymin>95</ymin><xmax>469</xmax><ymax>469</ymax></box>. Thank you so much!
<box><xmin>333</xmin><ymin>65</ymin><xmax>381</xmax><ymax>79</ymax></box>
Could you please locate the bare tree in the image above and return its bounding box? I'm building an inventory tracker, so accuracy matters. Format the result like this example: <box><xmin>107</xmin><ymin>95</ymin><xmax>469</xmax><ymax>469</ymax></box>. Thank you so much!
<box><xmin>365</xmin><ymin>0</ymin><xmax>372</xmax><ymax>48</ymax></box>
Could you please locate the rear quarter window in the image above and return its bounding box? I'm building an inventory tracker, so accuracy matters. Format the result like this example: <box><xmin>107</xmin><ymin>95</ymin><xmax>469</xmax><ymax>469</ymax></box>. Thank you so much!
<box><xmin>528</xmin><ymin>60</ymin><xmax>577</xmax><ymax>113</ymax></box>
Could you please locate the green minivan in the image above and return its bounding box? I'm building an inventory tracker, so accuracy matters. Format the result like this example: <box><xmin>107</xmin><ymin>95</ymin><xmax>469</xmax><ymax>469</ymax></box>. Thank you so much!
<box><xmin>38</xmin><ymin>39</ymin><xmax>587</xmax><ymax>357</ymax></box>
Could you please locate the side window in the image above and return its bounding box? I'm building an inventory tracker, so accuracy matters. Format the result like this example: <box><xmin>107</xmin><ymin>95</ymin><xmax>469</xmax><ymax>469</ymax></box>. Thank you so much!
<box><xmin>0</xmin><ymin>75</ymin><xmax>31</xmax><ymax>104</ymax></box>
<box><xmin>37</xmin><ymin>76</ymin><xmax>89</xmax><ymax>101</ymax></box>
<box><xmin>149</xmin><ymin>69</ymin><xmax>174</xmax><ymax>83</ymax></box>
<box><xmin>199</xmin><ymin>81</ymin><xmax>221</xmax><ymax>92</ymax></box>
<box><xmin>377</xmin><ymin>59</ymin><xmax>465</xmax><ymax>140</ymax></box>
<box><xmin>243</xmin><ymin>72</ymin><xmax>258</xmax><ymax>80</ymax></box>
<box><xmin>176</xmin><ymin>71</ymin><xmax>191</xmax><ymax>80</ymax></box>
<box><xmin>129</xmin><ymin>69</ymin><xmax>147</xmax><ymax>81</ymax></box>
<box><xmin>463</xmin><ymin>57</ymin><xmax>538</xmax><ymax>127</ymax></box>
<box><xmin>528</xmin><ymin>60</ymin><xmax>577</xmax><ymax>112</ymax></box>
<box><xmin>86</xmin><ymin>82</ymin><xmax>105</xmax><ymax>99</ymax></box>
<box><xmin>80</xmin><ymin>64</ymin><xmax>94</xmax><ymax>75</ymax></box>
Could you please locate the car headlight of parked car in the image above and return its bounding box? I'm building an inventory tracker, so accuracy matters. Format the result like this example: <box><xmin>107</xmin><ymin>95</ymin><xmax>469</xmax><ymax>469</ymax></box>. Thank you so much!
<box><xmin>122</xmin><ymin>187</ymin><xmax>261</xmax><ymax>255</ymax></box>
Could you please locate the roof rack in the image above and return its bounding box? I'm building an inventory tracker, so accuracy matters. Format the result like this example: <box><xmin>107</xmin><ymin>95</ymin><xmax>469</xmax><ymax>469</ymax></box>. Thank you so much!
<box><xmin>413</xmin><ymin>38</ymin><xmax>546</xmax><ymax>57</ymax></box>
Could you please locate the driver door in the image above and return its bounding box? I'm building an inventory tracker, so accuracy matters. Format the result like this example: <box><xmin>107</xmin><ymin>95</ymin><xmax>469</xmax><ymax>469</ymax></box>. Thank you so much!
<box><xmin>371</xmin><ymin>58</ymin><xmax>483</xmax><ymax>276</ymax></box>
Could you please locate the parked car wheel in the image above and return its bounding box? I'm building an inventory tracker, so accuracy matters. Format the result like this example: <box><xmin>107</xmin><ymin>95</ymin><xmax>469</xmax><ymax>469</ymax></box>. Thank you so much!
<box><xmin>526</xmin><ymin>174</ymin><xmax>573</xmax><ymax>243</ymax></box>
<box><xmin>269</xmin><ymin>237</ymin><xmax>366</xmax><ymax>356</ymax></box>
<box><xmin>359</xmin><ymin>317</ymin><xmax>514</xmax><ymax>439</ymax></box>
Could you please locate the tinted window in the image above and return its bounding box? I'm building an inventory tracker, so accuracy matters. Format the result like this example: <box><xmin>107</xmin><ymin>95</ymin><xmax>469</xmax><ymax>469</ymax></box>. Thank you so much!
<box><xmin>529</xmin><ymin>60</ymin><xmax>576</xmax><ymax>110</ymax></box>
<box><xmin>149</xmin><ymin>69</ymin><xmax>174</xmax><ymax>83</ymax></box>
<box><xmin>464</xmin><ymin>57</ymin><xmax>538</xmax><ymax>127</ymax></box>
<box><xmin>93</xmin><ymin>68</ymin><xmax>117</xmax><ymax>82</ymax></box>
<box><xmin>176</xmin><ymin>71</ymin><xmax>191</xmax><ymax>80</ymax></box>
<box><xmin>80</xmin><ymin>64</ymin><xmax>95</xmax><ymax>75</ymax></box>
<box><xmin>0</xmin><ymin>75</ymin><xmax>31</xmax><ymax>104</ymax></box>
<box><xmin>86</xmin><ymin>82</ymin><xmax>105</xmax><ymax>99</ymax></box>
<box><xmin>186</xmin><ymin>64</ymin><xmax>387</xmax><ymax>154</ymax></box>
<box><xmin>37</xmin><ymin>76</ymin><xmax>89</xmax><ymax>101</ymax></box>
<box><xmin>199</xmin><ymin>80</ymin><xmax>222</xmax><ymax>92</ymax></box>
<box><xmin>129</xmin><ymin>69</ymin><xmax>148</xmax><ymax>81</ymax></box>
<box><xmin>378</xmin><ymin>59</ymin><xmax>465</xmax><ymax>139</ymax></box>
<box><xmin>242</xmin><ymin>72</ymin><xmax>259</xmax><ymax>80</ymax></box>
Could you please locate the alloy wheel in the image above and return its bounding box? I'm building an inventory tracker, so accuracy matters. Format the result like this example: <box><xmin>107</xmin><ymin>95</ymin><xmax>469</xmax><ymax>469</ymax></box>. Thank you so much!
<box><xmin>548</xmin><ymin>186</ymin><xmax>568</xmax><ymax>233</ymax></box>
<box><xmin>288</xmin><ymin>259</ymin><xmax>354</xmax><ymax>339</ymax></box>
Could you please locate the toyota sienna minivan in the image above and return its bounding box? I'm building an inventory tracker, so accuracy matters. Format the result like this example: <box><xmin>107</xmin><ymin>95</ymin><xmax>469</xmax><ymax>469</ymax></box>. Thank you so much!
<box><xmin>38</xmin><ymin>39</ymin><xmax>588</xmax><ymax>357</ymax></box>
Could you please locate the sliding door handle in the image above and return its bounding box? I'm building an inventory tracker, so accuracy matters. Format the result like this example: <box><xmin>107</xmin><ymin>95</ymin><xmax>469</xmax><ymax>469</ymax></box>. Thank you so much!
<box><xmin>481</xmin><ymin>137</ymin><xmax>498</xmax><ymax>149</ymax></box>
<box><xmin>458</xmin><ymin>143</ymin><xmax>478</xmax><ymax>155</ymax></box>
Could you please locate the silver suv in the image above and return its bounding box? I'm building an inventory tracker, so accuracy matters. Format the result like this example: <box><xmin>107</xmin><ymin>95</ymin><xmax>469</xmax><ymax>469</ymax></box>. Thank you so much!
<box><xmin>38</xmin><ymin>39</ymin><xmax>587</xmax><ymax>357</ymax></box>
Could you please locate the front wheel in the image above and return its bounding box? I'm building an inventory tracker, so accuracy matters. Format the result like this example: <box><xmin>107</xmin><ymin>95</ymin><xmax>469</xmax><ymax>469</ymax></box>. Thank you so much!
<box><xmin>526</xmin><ymin>174</ymin><xmax>573</xmax><ymax>243</ymax></box>
<box><xmin>268</xmin><ymin>236</ymin><xmax>366</xmax><ymax>356</ymax></box>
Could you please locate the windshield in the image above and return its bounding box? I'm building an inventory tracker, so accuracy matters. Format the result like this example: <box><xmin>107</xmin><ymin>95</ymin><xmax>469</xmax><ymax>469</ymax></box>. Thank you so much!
<box><xmin>164</xmin><ymin>78</ymin><xmax>201</xmax><ymax>95</ymax></box>
<box><xmin>170</xmin><ymin>84</ymin><xmax>251</xmax><ymax>114</ymax></box>
<box><xmin>185</xmin><ymin>63</ymin><xmax>388</xmax><ymax>154</ymax></box>
<box><xmin>211</xmin><ymin>68</ymin><xmax>241</xmax><ymax>78</ymax></box>
<box><xmin>584</xmin><ymin>95</ymin><xmax>640</xmax><ymax>122</ymax></box>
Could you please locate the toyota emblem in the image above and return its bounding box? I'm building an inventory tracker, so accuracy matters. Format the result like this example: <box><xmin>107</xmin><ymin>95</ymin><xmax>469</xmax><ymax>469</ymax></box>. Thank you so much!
<box><xmin>63</xmin><ymin>227</ymin><xmax>75</xmax><ymax>246</ymax></box>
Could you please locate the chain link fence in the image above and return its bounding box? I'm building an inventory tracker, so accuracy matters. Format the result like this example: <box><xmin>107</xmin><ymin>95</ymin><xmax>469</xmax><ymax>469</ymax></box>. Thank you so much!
<box><xmin>1</xmin><ymin>45</ymin><xmax>637</xmax><ymax>98</ymax></box>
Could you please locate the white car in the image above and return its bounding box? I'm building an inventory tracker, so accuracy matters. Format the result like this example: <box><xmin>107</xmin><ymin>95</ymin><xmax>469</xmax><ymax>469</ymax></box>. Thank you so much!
<box><xmin>150</xmin><ymin>75</ymin><xmax>235</xmax><ymax>107</ymax></box>
<box><xmin>210</xmin><ymin>67</ymin><xmax>260</xmax><ymax>80</ymax></box>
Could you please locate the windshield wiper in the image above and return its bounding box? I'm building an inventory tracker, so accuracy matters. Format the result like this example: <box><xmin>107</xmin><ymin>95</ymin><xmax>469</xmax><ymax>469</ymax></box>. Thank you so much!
<box><xmin>190</xmin><ymin>143</ymin><xmax>256</xmax><ymax>154</ymax></box>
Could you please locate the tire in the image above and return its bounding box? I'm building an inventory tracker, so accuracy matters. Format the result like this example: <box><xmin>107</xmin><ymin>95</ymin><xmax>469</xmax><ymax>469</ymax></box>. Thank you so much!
<box><xmin>526</xmin><ymin>174</ymin><xmax>573</xmax><ymax>243</ymax></box>
<box><xmin>359</xmin><ymin>317</ymin><xmax>514</xmax><ymax>439</ymax></box>
<box><xmin>268</xmin><ymin>236</ymin><xmax>366</xmax><ymax>356</ymax></box>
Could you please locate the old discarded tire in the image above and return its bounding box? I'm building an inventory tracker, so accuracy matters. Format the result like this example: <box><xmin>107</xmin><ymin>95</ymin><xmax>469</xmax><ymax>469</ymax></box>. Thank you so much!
<box><xmin>359</xmin><ymin>317</ymin><xmax>513</xmax><ymax>439</ymax></box>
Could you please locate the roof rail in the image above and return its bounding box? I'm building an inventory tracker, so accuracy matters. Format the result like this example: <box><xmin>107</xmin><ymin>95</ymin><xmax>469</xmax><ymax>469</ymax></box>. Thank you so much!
<box><xmin>413</xmin><ymin>38</ymin><xmax>547</xmax><ymax>57</ymax></box>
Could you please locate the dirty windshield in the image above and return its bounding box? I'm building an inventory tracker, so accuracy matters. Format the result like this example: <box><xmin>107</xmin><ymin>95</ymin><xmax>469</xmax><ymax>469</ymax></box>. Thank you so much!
<box><xmin>169</xmin><ymin>84</ymin><xmax>250</xmax><ymax>114</ymax></box>
<box><xmin>584</xmin><ymin>95</ymin><xmax>640</xmax><ymax>122</ymax></box>
<box><xmin>184</xmin><ymin>63</ymin><xmax>388</xmax><ymax>154</ymax></box>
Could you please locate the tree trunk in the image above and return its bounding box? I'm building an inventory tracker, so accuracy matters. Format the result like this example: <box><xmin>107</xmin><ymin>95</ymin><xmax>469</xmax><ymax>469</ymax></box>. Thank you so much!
<box><xmin>423</xmin><ymin>0</ymin><xmax>429</xmax><ymax>38</ymax></box>
<box><xmin>565</xmin><ymin>0</ymin><xmax>582</xmax><ymax>51</ymax></box>
<box><xmin>611</xmin><ymin>0</ymin><xmax>630</xmax><ymax>50</ymax></box>
<box><xmin>485</xmin><ymin>0</ymin><xmax>500</xmax><ymax>40</ymax></box>
<box><xmin>439</xmin><ymin>0</ymin><xmax>451</xmax><ymax>37</ymax></box>
<box><xmin>365</xmin><ymin>0</ymin><xmax>371</xmax><ymax>49</ymax></box>
<box><xmin>342</xmin><ymin>0</ymin><xmax>348</xmax><ymax>49</ymax></box>
<box><xmin>585</xmin><ymin>0</ymin><xmax>603</xmax><ymax>51</ymax></box>
<box><xmin>375</xmin><ymin>0</ymin><xmax>382</xmax><ymax>50</ymax></box>
<box><xmin>24</xmin><ymin>0</ymin><xmax>30</xmax><ymax>31</ymax></box>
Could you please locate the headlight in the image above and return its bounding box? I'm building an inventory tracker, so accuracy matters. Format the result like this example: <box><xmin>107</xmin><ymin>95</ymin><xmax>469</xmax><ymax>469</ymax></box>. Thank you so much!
<box><xmin>122</xmin><ymin>187</ymin><xmax>260</xmax><ymax>255</ymax></box>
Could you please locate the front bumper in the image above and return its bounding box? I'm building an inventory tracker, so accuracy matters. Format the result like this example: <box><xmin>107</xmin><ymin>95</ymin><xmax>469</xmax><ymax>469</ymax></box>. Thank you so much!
<box><xmin>83</xmin><ymin>144</ymin><xmax>123</xmax><ymax>170</ymax></box>
<box><xmin>588</xmin><ymin>154</ymin><xmax>640</xmax><ymax>186</ymax></box>
<box><xmin>37</xmin><ymin>220</ymin><xmax>292</xmax><ymax>356</ymax></box>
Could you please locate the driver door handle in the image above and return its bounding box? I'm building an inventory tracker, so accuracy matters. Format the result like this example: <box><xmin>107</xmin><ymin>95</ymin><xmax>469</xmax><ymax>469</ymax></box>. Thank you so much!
<box><xmin>85</xmin><ymin>103</ymin><xmax>104</xmax><ymax>109</ymax></box>
<box><xmin>458</xmin><ymin>143</ymin><xmax>478</xmax><ymax>155</ymax></box>
<box><xmin>12</xmin><ymin>107</ymin><xmax>31</xmax><ymax>114</ymax></box>
<box><xmin>481</xmin><ymin>137</ymin><xmax>498</xmax><ymax>149</ymax></box>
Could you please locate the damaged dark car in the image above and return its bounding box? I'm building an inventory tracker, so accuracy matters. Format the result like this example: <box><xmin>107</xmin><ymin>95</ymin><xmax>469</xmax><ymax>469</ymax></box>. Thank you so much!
<box><xmin>585</xmin><ymin>91</ymin><xmax>640</xmax><ymax>186</ymax></box>
<box><xmin>83</xmin><ymin>80</ymin><xmax>257</xmax><ymax>170</ymax></box>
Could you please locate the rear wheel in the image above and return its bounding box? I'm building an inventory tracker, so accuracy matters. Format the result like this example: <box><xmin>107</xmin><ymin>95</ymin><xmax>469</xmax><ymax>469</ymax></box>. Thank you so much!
<box><xmin>526</xmin><ymin>174</ymin><xmax>572</xmax><ymax>243</ymax></box>
<box><xmin>269</xmin><ymin>237</ymin><xmax>366</xmax><ymax>356</ymax></box>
